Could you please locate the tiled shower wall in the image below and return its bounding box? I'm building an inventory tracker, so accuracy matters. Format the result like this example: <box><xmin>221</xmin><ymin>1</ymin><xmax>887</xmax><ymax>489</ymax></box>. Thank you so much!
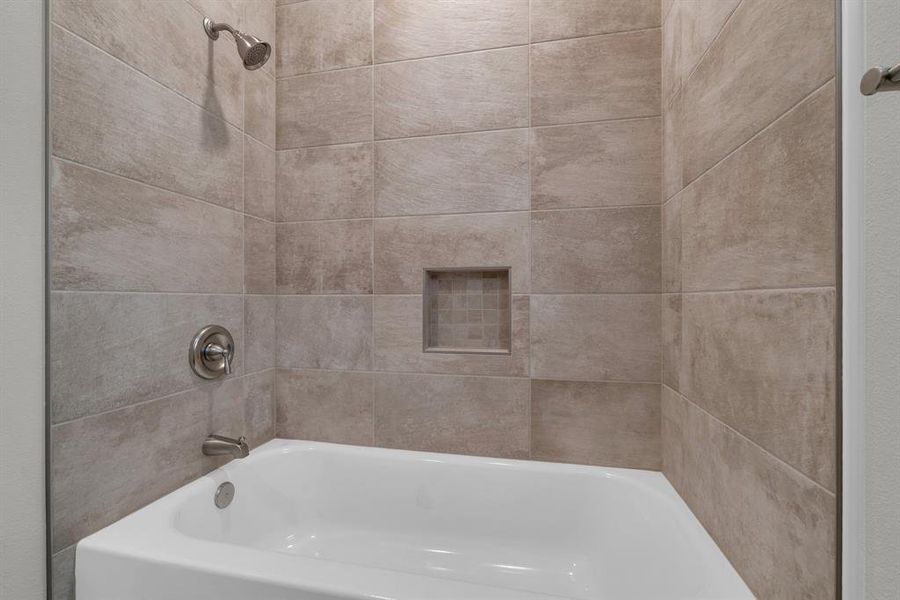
<box><xmin>660</xmin><ymin>0</ymin><xmax>837</xmax><ymax>598</ymax></box>
<box><xmin>48</xmin><ymin>1</ymin><xmax>277</xmax><ymax>596</ymax></box>
<box><xmin>273</xmin><ymin>0</ymin><xmax>663</xmax><ymax>465</ymax></box>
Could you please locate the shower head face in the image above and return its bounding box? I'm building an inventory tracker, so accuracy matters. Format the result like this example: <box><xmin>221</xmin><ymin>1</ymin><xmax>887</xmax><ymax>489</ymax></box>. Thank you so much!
<box><xmin>204</xmin><ymin>17</ymin><xmax>271</xmax><ymax>71</ymax></box>
<box><xmin>234</xmin><ymin>33</ymin><xmax>271</xmax><ymax>70</ymax></box>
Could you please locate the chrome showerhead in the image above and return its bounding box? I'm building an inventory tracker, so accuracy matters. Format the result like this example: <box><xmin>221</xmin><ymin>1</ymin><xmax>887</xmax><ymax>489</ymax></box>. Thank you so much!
<box><xmin>203</xmin><ymin>17</ymin><xmax>271</xmax><ymax>71</ymax></box>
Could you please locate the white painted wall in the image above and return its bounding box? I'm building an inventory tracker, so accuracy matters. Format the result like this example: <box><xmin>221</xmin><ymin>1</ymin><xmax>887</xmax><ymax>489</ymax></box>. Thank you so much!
<box><xmin>0</xmin><ymin>1</ymin><xmax>47</xmax><ymax>599</ymax></box>
<box><xmin>864</xmin><ymin>1</ymin><xmax>900</xmax><ymax>598</ymax></box>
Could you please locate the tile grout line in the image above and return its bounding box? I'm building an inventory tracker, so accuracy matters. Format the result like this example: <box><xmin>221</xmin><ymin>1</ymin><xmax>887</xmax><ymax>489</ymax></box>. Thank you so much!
<box><xmin>667</xmin><ymin>384</ymin><xmax>837</xmax><ymax>497</ymax></box>
<box><xmin>662</xmin><ymin>75</ymin><xmax>836</xmax><ymax>205</ymax></box>
<box><xmin>275</xmin><ymin>25</ymin><xmax>662</xmax><ymax>81</ymax></box>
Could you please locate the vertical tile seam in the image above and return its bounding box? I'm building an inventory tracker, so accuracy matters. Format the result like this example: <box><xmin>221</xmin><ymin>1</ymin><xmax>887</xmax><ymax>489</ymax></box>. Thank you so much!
<box><xmin>663</xmin><ymin>0</ymin><xmax>743</xmax><ymax>110</ymax></box>
<box><xmin>370</xmin><ymin>0</ymin><xmax>377</xmax><ymax>446</ymax></box>
<box><xmin>526</xmin><ymin>0</ymin><xmax>534</xmax><ymax>458</ymax></box>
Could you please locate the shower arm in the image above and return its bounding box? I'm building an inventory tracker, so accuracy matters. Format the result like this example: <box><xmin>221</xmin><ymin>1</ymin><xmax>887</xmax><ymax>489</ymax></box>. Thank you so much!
<box><xmin>203</xmin><ymin>18</ymin><xmax>238</xmax><ymax>41</ymax></box>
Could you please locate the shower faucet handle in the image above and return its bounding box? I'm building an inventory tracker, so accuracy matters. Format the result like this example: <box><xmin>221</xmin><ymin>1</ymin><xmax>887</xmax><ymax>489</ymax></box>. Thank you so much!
<box><xmin>189</xmin><ymin>325</ymin><xmax>235</xmax><ymax>379</ymax></box>
<box><xmin>204</xmin><ymin>342</ymin><xmax>233</xmax><ymax>375</ymax></box>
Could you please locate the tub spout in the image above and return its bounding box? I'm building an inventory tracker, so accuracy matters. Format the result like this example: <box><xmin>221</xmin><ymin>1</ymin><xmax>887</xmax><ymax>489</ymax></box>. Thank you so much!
<box><xmin>202</xmin><ymin>434</ymin><xmax>249</xmax><ymax>458</ymax></box>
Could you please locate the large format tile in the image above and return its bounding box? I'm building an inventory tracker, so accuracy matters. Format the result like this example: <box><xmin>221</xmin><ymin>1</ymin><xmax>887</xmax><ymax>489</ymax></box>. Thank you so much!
<box><xmin>51</xmin><ymin>545</ymin><xmax>75</xmax><ymax>600</ymax></box>
<box><xmin>679</xmin><ymin>0</ymin><xmax>834</xmax><ymax>182</ymax></box>
<box><xmin>531</xmin><ymin>118</ymin><xmax>661</xmax><ymax>209</ymax></box>
<box><xmin>681</xmin><ymin>83</ymin><xmax>836</xmax><ymax>291</ymax></box>
<box><xmin>277</xmin><ymin>67</ymin><xmax>373</xmax><ymax>149</ymax></box>
<box><xmin>51</xmin><ymin>26</ymin><xmax>242</xmax><ymax>209</ymax></box>
<box><xmin>531</xmin><ymin>0</ymin><xmax>660</xmax><ymax>42</ymax></box>
<box><xmin>531</xmin><ymin>380</ymin><xmax>660</xmax><ymax>469</ymax></box>
<box><xmin>375</xmin><ymin>130</ymin><xmax>529</xmax><ymax>216</ymax></box>
<box><xmin>51</xmin><ymin>371</ymin><xmax>274</xmax><ymax>552</ymax></box>
<box><xmin>244</xmin><ymin>216</ymin><xmax>275</xmax><ymax>294</ymax></box>
<box><xmin>50</xmin><ymin>292</ymin><xmax>243</xmax><ymax>423</ymax></box>
<box><xmin>374</xmin><ymin>0</ymin><xmax>528</xmax><ymax>62</ymax></box>
<box><xmin>277</xmin><ymin>0</ymin><xmax>372</xmax><ymax>77</ymax></box>
<box><xmin>661</xmin><ymin>294</ymin><xmax>681</xmax><ymax>392</ymax></box>
<box><xmin>375</xmin><ymin>47</ymin><xmax>529</xmax><ymax>139</ymax></box>
<box><xmin>661</xmin><ymin>390</ymin><xmax>836</xmax><ymax>600</ymax></box>
<box><xmin>374</xmin><ymin>213</ymin><xmax>530</xmax><ymax>293</ymax></box>
<box><xmin>276</xmin><ymin>296</ymin><xmax>373</xmax><ymax>370</ymax></box>
<box><xmin>373</xmin><ymin>295</ymin><xmax>529</xmax><ymax>377</ymax></box>
<box><xmin>531</xmin><ymin>29</ymin><xmax>661</xmax><ymax>126</ymax></box>
<box><xmin>52</xmin><ymin>0</ymin><xmax>244</xmax><ymax>127</ymax></box>
<box><xmin>682</xmin><ymin>289</ymin><xmax>836</xmax><ymax>490</ymax></box>
<box><xmin>51</xmin><ymin>159</ymin><xmax>242</xmax><ymax>293</ymax></box>
<box><xmin>531</xmin><ymin>294</ymin><xmax>660</xmax><ymax>382</ymax></box>
<box><xmin>276</xmin><ymin>220</ymin><xmax>373</xmax><ymax>294</ymax></box>
<box><xmin>532</xmin><ymin>207</ymin><xmax>660</xmax><ymax>293</ymax></box>
<box><xmin>373</xmin><ymin>373</ymin><xmax>529</xmax><ymax>458</ymax></box>
<box><xmin>278</xmin><ymin>143</ymin><xmax>374</xmax><ymax>221</ymax></box>
<box><xmin>244</xmin><ymin>295</ymin><xmax>275</xmax><ymax>374</ymax></box>
<box><xmin>661</xmin><ymin>195</ymin><xmax>681</xmax><ymax>292</ymax></box>
<box><xmin>245</xmin><ymin>72</ymin><xmax>276</xmax><ymax>149</ymax></box>
<box><xmin>662</xmin><ymin>0</ymin><xmax>740</xmax><ymax>102</ymax></box>
<box><xmin>662</xmin><ymin>88</ymin><xmax>685</xmax><ymax>200</ymax></box>
<box><xmin>275</xmin><ymin>369</ymin><xmax>374</xmax><ymax>444</ymax></box>
<box><xmin>244</xmin><ymin>135</ymin><xmax>276</xmax><ymax>220</ymax></box>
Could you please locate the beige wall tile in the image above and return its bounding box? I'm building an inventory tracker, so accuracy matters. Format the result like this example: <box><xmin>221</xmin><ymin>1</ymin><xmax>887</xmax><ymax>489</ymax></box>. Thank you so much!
<box><xmin>531</xmin><ymin>380</ymin><xmax>660</xmax><ymax>469</ymax></box>
<box><xmin>276</xmin><ymin>220</ymin><xmax>373</xmax><ymax>294</ymax></box>
<box><xmin>245</xmin><ymin>295</ymin><xmax>276</xmax><ymax>374</ymax></box>
<box><xmin>52</xmin><ymin>0</ymin><xmax>245</xmax><ymax>128</ymax></box>
<box><xmin>51</xmin><ymin>546</ymin><xmax>75</xmax><ymax>600</ymax></box>
<box><xmin>375</xmin><ymin>130</ymin><xmax>529</xmax><ymax>216</ymax></box>
<box><xmin>375</xmin><ymin>47</ymin><xmax>529</xmax><ymax>139</ymax></box>
<box><xmin>277</xmin><ymin>67</ymin><xmax>373</xmax><ymax>149</ymax></box>
<box><xmin>661</xmin><ymin>194</ymin><xmax>681</xmax><ymax>292</ymax></box>
<box><xmin>187</xmin><ymin>0</ymin><xmax>244</xmax><ymax>27</ymax></box>
<box><xmin>531</xmin><ymin>29</ymin><xmax>661</xmax><ymax>126</ymax></box>
<box><xmin>276</xmin><ymin>295</ymin><xmax>373</xmax><ymax>370</ymax></box>
<box><xmin>531</xmin><ymin>0</ymin><xmax>660</xmax><ymax>42</ymax></box>
<box><xmin>245</xmin><ymin>72</ymin><xmax>276</xmax><ymax>148</ymax></box>
<box><xmin>278</xmin><ymin>143</ymin><xmax>374</xmax><ymax>221</ymax></box>
<box><xmin>661</xmin><ymin>88</ymin><xmax>684</xmax><ymax>200</ymax></box>
<box><xmin>531</xmin><ymin>294</ymin><xmax>660</xmax><ymax>382</ymax></box>
<box><xmin>51</xmin><ymin>371</ymin><xmax>274</xmax><ymax>552</ymax></box>
<box><xmin>661</xmin><ymin>390</ymin><xmax>835</xmax><ymax>599</ymax></box>
<box><xmin>373</xmin><ymin>373</ymin><xmax>529</xmax><ymax>458</ymax></box>
<box><xmin>532</xmin><ymin>207</ymin><xmax>661</xmax><ymax>293</ymax></box>
<box><xmin>680</xmin><ymin>0</ymin><xmax>834</xmax><ymax>182</ymax></box>
<box><xmin>244</xmin><ymin>136</ymin><xmax>276</xmax><ymax>220</ymax></box>
<box><xmin>276</xmin><ymin>369</ymin><xmax>374</xmax><ymax>444</ymax></box>
<box><xmin>662</xmin><ymin>0</ymin><xmax>739</xmax><ymax>103</ymax></box>
<box><xmin>374</xmin><ymin>213</ymin><xmax>530</xmax><ymax>293</ymax></box>
<box><xmin>682</xmin><ymin>289</ymin><xmax>836</xmax><ymax>491</ymax></box>
<box><xmin>50</xmin><ymin>292</ymin><xmax>244</xmax><ymax>423</ymax></box>
<box><xmin>531</xmin><ymin>118</ymin><xmax>661</xmax><ymax>209</ymax></box>
<box><xmin>373</xmin><ymin>295</ymin><xmax>529</xmax><ymax>377</ymax></box>
<box><xmin>51</xmin><ymin>26</ymin><xmax>243</xmax><ymax>209</ymax></box>
<box><xmin>51</xmin><ymin>159</ymin><xmax>242</xmax><ymax>293</ymax></box>
<box><xmin>681</xmin><ymin>82</ymin><xmax>836</xmax><ymax>292</ymax></box>
<box><xmin>277</xmin><ymin>0</ymin><xmax>372</xmax><ymax>77</ymax></box>
<box><xmin>661</xmin><ymin>293</ymin><xmax>681</xmax><ymax>392</ymax></box>
<box><xmin>244</xmin><ymin>216</ymin><xmax>275</xmax><ymax>294</ymax></box>
<box><xmin>374</xmin><ymin>0</ymin><xmax>528</xmax><ymax>62</ymax></box>
<box><xmin>660</xmin><ymin>384</ymin><xmax>686</xmax><ymax>490</ymax></box>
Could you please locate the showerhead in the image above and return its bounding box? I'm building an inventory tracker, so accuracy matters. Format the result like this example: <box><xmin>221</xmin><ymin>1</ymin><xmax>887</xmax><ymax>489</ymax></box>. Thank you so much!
<box><xmin>203</xmin><ymin>17</ymin><xmax>271</xmax><ymax>71</ymax></box>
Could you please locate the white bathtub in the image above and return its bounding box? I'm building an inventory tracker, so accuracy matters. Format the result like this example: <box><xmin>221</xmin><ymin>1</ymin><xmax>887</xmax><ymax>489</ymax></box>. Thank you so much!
<box><xmin>76</xmin><ymin>440</ymin><xmax>752</xmax><ymax>599</ymax></box>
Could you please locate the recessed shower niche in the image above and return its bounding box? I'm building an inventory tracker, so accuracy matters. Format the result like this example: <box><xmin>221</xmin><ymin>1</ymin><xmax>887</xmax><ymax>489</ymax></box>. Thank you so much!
<box><xmin>423</xmin><ymin>268</ymin><xmax>511</xmax><ymax>354</ymax></box>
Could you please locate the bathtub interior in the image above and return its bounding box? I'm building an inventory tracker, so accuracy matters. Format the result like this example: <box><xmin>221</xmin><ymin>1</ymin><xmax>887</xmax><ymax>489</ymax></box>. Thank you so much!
<box><xmin>169</xmin><ymin>442</ymin><xmax>747</xmax><ymax>599</ymax></box>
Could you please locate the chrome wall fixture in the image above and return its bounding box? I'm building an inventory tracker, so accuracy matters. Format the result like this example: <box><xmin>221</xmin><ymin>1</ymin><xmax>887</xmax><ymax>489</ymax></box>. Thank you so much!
<box><xmin>860</xmin><ymin>63</ymin><xmax>900</xmax><ymax>96</ymax></box>
<box><xmin>189</xmin><ymin>325</ymin><xmax>235</xmax><ymax>379</ymax></box>
<box><xmin>203</xmin><ymin>17</ymin><xmax>271</xmax><ymax>70</ymax></box>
